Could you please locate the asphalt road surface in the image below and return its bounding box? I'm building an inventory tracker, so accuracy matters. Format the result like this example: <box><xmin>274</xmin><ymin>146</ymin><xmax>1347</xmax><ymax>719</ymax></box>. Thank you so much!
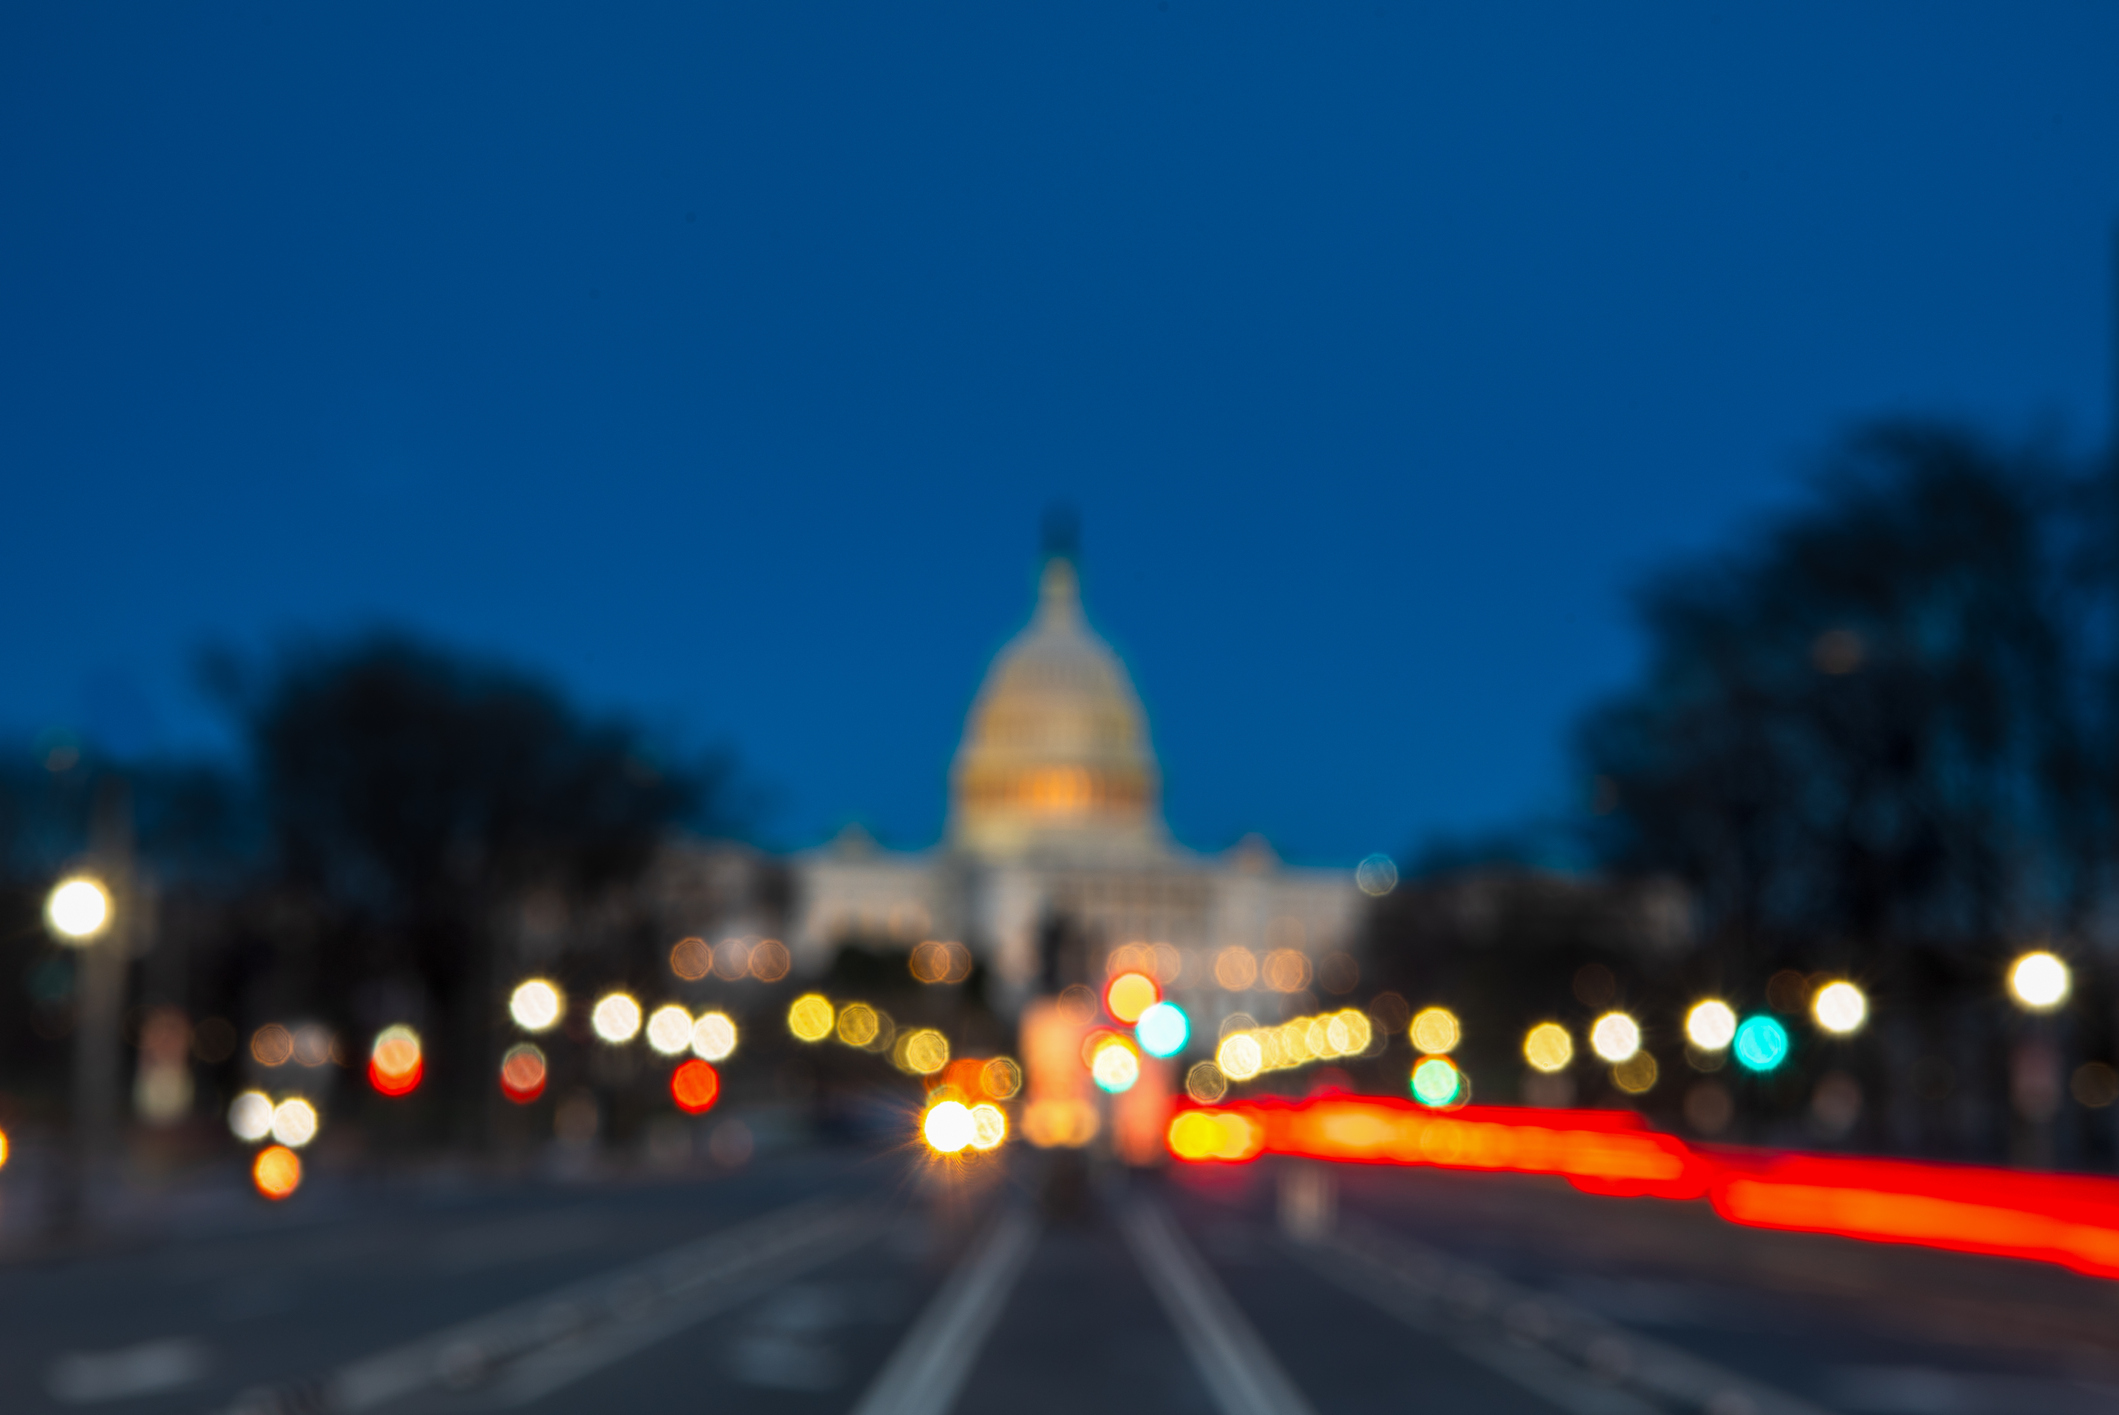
<box><xmin>9</xmin><ymin>1141</ymin><xmax>2119</xmax><ymax>1415</ymax></box>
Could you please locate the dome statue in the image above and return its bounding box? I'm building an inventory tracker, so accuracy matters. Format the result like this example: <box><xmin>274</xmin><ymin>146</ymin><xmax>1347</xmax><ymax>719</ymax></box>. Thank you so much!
<box><xmin>948</xmin><ymin>553</ymin><xmax>1165</xmax><ymax>860</ymax></box>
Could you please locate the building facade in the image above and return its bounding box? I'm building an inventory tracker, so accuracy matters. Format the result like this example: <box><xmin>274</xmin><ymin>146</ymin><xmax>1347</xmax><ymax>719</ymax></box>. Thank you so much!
<box><xmin>788</xmin><ymin>551</ymin><xmax>1363</xmax><ymax>1023</ymax></box>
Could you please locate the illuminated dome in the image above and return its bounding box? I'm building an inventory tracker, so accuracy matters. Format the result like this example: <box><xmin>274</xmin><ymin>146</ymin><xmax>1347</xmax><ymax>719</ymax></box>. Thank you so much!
<box><xmin>949</xmin><ymin>556</ymin><xmax>1164</xmax><ymax>860</ymax></box>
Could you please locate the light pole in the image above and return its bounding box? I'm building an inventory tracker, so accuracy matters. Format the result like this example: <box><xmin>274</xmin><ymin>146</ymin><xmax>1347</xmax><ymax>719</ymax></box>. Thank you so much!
<box><xmin>47</xmin><ymin>779</ymin><xmax>136</xmax><ymax>1233</ymax></box>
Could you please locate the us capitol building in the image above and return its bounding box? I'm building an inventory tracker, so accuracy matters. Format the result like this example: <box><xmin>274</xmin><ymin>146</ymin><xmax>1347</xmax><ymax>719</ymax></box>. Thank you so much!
<box><xmin>777</xmin><ymin>546</ymin><xmax>1363</xmax><ymax>1020</ymax></box>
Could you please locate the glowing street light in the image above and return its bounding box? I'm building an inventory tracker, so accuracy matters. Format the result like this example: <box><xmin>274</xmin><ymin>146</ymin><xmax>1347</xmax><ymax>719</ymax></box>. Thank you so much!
<box><xmin>45</xmin><ymin>877</ymin><xmax>112</xmax><ymax>942</ymax></box>
<box><xmin>2008</xmin><ymin>951</ymin><xmax>2070</xmax><ymax>1012</ymax></box>
<box><xmin>509</xmin><ymin>979</ymin><xmax>563</xmax><ymax>1032</ymax></box>
<box><xmin>1685</xmin><ymin>1001</ymin><xmax>1738</xmax><ymax>1051</ymax></box>
<box><xmin>1590</xmin><ymin>1012</ymin><xmax>1641</xmax><ymax>1063</ymax></box>
<box><xmin>1523</xmin><ymin>1023</ymin><xmax>1573</xmax><ymax>1073</ymax></box>
<box><xmin>1812</xmin><ymin>981</ymin><xmax>1868</xmax><ymax>1036</ymax></box>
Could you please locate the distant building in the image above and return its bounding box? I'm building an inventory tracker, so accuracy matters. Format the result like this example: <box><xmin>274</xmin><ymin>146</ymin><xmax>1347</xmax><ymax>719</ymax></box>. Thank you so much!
<box><xmin>783</xmin><ymin>547</ymin><xmax>1363</xmax><ymax>1020</ymax></box>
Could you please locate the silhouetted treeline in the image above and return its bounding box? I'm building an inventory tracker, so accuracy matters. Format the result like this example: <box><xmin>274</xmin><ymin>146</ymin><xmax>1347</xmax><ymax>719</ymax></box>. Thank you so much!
<box><xmin>1372</xmin><ymin>421</ymin><xmax>2119</xmax><ymax>1165</ymax></box>
<box><xmin>0</xmin><ymin>636</ymin><xmax>733</xmax><ymax>1149</ymax></box>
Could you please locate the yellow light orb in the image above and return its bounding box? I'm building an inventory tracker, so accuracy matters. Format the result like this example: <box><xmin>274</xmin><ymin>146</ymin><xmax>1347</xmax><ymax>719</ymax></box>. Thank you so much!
<box><xmin>980</xmin><ymin>1057</ymin><xmax>1023</xmax><ymax>1100</ymax></box>
<box><xmin>1589</xmin><ymin>1012</ymin><xmax>1641</xmax><ymax>1063</ymax></box>
<box><xmin>1685</xmin><ymin>1000</ymin><xmax>1738</xmax><ymax>1051</ymax></box>
<box><xmin>509</xmin><ymin>979</ymin><xmax>563</xmax><ymax>1032</ymax></box>
<box><xmin>1523</xmin><ymin>1022</ymin><xmax>1573</xmax><ymax>1073</ymax></box>
<box><xmin>1091</xmin><ymin>1040</ymin><xmax>1141</xmax><ymax>1094</ymax></box>
<box><xmin>969</xmin><ymin>1103</ymin><xmax>1008</xmax><ymax>1150</ymax></box>
<box><xmin>591</xmin><ymin>992</ymin><xmax>642</xmax><ymax>1044</ymax></box>
<box><xmin>923</xmin><ymin>1100</ymin><xmax>976</xmax><ymax>1153</ymax></box>
<box><xmin>900</xmin><ymin>1028</ymin><xmax>951</xmax><ymax>1075</ymax></box>
<box><xmin>2009</xmin><ymin>951</ymin><xmax>2070</xmax><ymax>1011</ymax></box>
<box><xmin>1216</xmin><ymin>1033</ymin><xmax>1263</xmax><ymax>1082</ymax></box>
<box><xmin>46</xmin><ymin>877</ymin><xmax>111</xmax><ymax>942</ymax></box>
<box><xmin>1811</xmin><ymin>981</ymin><xmax>1867</xmax><ymax>1036</ymax></box>
<box><xmin>787</xmin><ymin>993</ymin><xmax>835</xmax><ymax>1042</ymax></box>
<box><xmin>836</xmin><ymin>1002</ymin><xmax>880</xmax><ymax>1047</ymax></box>
<box><xmin>691</xmin><ymin>1011</ymin><xmax>738</xmax><ymax>1062</ymax></box>
<box><xmin>1185</xmin><ymin>1061</ymin><xmax>1229</xmax><ymax>1104</ymax></box>
<box><xmin>1409</xmin><ymin>1007</ymin><xmax>1461</xmax><ymax>1055</ymax></box>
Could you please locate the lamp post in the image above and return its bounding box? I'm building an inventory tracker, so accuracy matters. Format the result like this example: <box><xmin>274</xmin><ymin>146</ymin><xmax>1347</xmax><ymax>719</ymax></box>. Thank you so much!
<box><xmin>47</xmin><ymin>779</ymin><xmax>136</xmax><ymax>1233</ymax></box>
<box><xmin>2006</xmin><ymin>949</ymin><xmax>2070</xmax><ymax>1168</ymax></box>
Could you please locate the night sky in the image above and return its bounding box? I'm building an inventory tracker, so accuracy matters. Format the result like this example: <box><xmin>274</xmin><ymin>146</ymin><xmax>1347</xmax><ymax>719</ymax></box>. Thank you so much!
<box><xmin>4</xmin><ymin>5</ymin><xmax>2116</xmax><ymax>866</ymax></box>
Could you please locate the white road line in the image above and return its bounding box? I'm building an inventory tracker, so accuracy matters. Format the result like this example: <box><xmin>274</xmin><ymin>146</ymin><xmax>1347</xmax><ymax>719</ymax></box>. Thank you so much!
<box><xmin>1120</xmin><ymin>1199</ymin><xmax>1321</xmax><ymax>1415</ymax></box>
<box><xmin>1291</xmin><ymin>1217</ymin><xmax>1832</xmax><ymax>1415</ymax></box>
<box><xmin>847</xmin><ymin>1206</ymin><xmax>1040</xmax><ymax>1415</ymax></box>
<box><xmin>217</xmin><ymin>1197</ymin><xmax>879</xmax><ymax>1415</ymax></box>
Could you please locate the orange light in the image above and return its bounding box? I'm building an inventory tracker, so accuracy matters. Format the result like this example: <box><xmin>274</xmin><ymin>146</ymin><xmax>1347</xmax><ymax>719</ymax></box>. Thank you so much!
<box><xmin>671</xmin><ymin>1059</ymin><xmax>721</xmax><ymax>1114</ymax></box>
<box><xmin>499</xmin><ymin>1043</ymin><xmax>547</xmax><ymax>1104</ymax></box>
<box><xmin>0</xmin><ymin>1127</ymin><xmax>9</xmax><ymax>1169</ymax></box>
<box><xmin>252</xmin><ymin>1144</ymin><xmax>302</xmax><ymax>1200</ymax></box>
<box><xmin>368</xmin><ymin>1024</ymin><xmax>423</xmax><ymax>1097</ymax></box>
<box><xmin>1104</xmin><ymin>971</ymin><xmax>1159</xmax><ymax>1024</ymax></box>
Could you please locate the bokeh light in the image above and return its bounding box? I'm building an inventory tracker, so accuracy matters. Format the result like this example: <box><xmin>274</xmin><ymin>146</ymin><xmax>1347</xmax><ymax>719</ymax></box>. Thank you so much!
<box><xmin>1091</xmin><ymin>1038</ymin><xmax>1141</xmax><ymax>1094</ymax></box>
<box><xmin>1355</xmin><ymin>853</ymin><xmax>1399</xmax><ymax>897</ymax></box>
<box><xmin>1410</xmin><ymin>1007</ymin><xmax>1461</xmax><ymax>1055</ymax></box>
<box><xmin>980</xmin><ymin>1057</ymin><xmax>1023</xmax><ymax>1100</ymax></box>
<box><xmin>899</xmin><ymin>1028</ymin><xmax>950</xmax><ymax>1075</ymax></box>
<box><xmin>748</xmin><ymin>939</ymin><xmax>792</xmax><ymax>982</ymax></box>
<box><xmin>1612</xmin><ymin>1053</ymin><xmax>1659</xmax><ymax>1094</ymax></box>
<box><xmin>269</xmin><ymin>1098</ymin><xmax>319</xmax><ymax>1148</ymax></box>
<box><xmin>837</xmin><ymin>1001</ymin><xmax>881</xmax><ymax>1047</ymax></box>
<box><xmin>1105</xmin><ymin>971</ymin><xmax>1159</xmax><ymax>1023</ymax></box>
<box><xmin>671</xmin><ymin>1058</ymin><xmax>720</xmax><ymax>1114</ymax></box>
<box><xmin>509</xmin><ymin>979</ymin><xmax>563</xmax><ymax>1032</ymax></box>
<box><xmin>1411</xmin><ymin>1056</ymin><xmax>1463</xmax><ymax>1108</ymax></box>
<box><xmin>1262</xmin><ymin>949</ymin><xmax>1311</xmax><ymax>993</ymax></box>
<box><xmin>251</xmin><ymin>1024</ymin><xmax>294</xmax><ymax>1067</ymax></box>
<box><xmin>1185</xmin><ymin>1061</ymin><xmax>1229</xmax><ymax>1103</ymax></box>
<box><xmin>591</xmin><ymin>992</ymin><xmax>642</xmax><ymax>1043</ymax></box>
<box><xmin>252</xmin><ymin>1145</ymin><xmax>302</xmax><ymax>1200</ymax></box>
<box><xmin>45</xmin><ymin>877</ymin><xmax>111</xmax><ymax>941</ymax></box>
<box><xmin>910</xmin><ymin>940</ymin><xmax>974</xmax><ymax>984</ymax></box>
<box><xmin>0</xmin><ymin>1129</ymin><xmax>9</xmax><ymax>1170</ymax></box>
<box><xmin>1734</xmin><ymin>1015</ymin><xmax>1790</xmax><ymax>1071</ymax></box>
<box><xmin>1135</xmin><ymin>1001</ymin><xmax>1189</xmax><ymax>1058</ymax></box>
<box><xmin>1686</xmin><ymin>1000</ymin><xmax>1738</xmax><ymax>1051</ymax></box>
<box><xmin>368</xmin><ymin>1024</ymin><xmax>423</xmax><ymax>1096</ymax></box>
<box><xmin>228</xmin><ymin>1090</ymin><xmax>274</xmax><ymax>1143</ymax></box>
<box><xmin>969</xmin><ymin>1103</ymin><xmax>1008</xmax><ymax>1150</ymax></box>
<box><xmin>2009</xmin><ymin>951</ymin><xmax>2070</xmax><ymax>1011</ymax></box>
<box><xmin>645</xmin><ymin>1004</ymin><xmax>694</xmax><ymax>1056</ymax></box>
<box><xmin>924</xmin><ymin>1100</ymin><xmax>976</xmax><ymax>1153</ymax></box>
<box><xmin>787</xmin><ymin>994</ymin><xmax>835</xmax><ymax>1042</ymax></box>
<box><xmin>1590</xmin><ymin>1012</ymin><xmax>1642</xmax><ymax>1063</ymax></box>
<box><xmin>669</xmin><ymin>936</ymin><xmax>712</xmax><ymax>981</ymax></box>
<box><xmin>1166</xmin><ymin>1109</ymin><xmax>1265</xmax><ymax>1162</ymax></box>
<box><xmin>1812</xmin><ymin>981</ymin><xmax>1867</xmax><ymax>1036</ymax></box>
<box><xmin>1217</xmin><ymin>1033</ymin><xmax>1264</xmax><ymax>1082</ymax></box>
<box><xmin>689</xmin><ymin>1011</ymin><xmax>737</xmax><ymax>1062</ymax></box>
<box><xmin>1214</xmin><ymin>947</ymin><xmax>1258</xmax><ymax>990</ymax></box>
<box><xmin>500</xmin><ymin>1043</ymin><xmax>548</xmax><ymax>1102</ymax></box>
<box><xmin>1523</xmin><ymin>1022</ymin><xmax>1573</xmax><ymax>1073</ymax></box>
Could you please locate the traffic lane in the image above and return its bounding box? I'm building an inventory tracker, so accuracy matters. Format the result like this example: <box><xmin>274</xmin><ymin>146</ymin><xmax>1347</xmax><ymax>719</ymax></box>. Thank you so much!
<box><xmin>955</xmin><ymin>1197</ymin><xmax>1218</xmax><ymax>1415</ymax></box>
<box><xmin>1158</xmin><ymin>1173</ymin><xmax>1622</xmax><ymax>1415</ymax></box>
<box><xmin>2</xmin><ymin>1149</ymin><xmax>884</xmax><ymax>1415</ymax></box>
<box><xmin>394</xmin><ymin>1210</ymin><xmax>951</xmax><ymax>1415</ymax></box>
<box><xmin>1330</xmin><ymin>1161</ymin><xmax>2119</xmax><ymax>1411</ymax></box>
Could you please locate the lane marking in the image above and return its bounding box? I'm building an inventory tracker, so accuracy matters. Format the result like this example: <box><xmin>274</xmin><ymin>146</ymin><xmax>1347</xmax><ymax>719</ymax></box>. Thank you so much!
<box><xmin>848</xmin><ymin>1206</ymin><xmax>1039</xmax><ymax>1415</ymax></box>
<box><xmin>1120</xmin><ymin>1199</ymin><xmax>1320</xmax><ymax>1415</ymax></box>
<box><xmin>1291</xmin><ymin>1216</ymin><xmax>1832</xmax><ymax>1415</ymax></box>
<box><xmin>217</xmin><ymin>1197</ymin><xmax>880</xmax><ymax>1414</ymax></box>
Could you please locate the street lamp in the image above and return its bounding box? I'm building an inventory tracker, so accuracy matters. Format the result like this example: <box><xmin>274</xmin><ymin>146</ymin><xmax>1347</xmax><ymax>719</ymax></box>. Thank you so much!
<box><xmin>46</xmin><ymin>877</ymin><xmax>112</xmax><ymax>942</ymax></box>
<box><xmin>2008</xmin><ymin>951</ymin><xmax>2070</xmax><ymax>1012</ymax></box>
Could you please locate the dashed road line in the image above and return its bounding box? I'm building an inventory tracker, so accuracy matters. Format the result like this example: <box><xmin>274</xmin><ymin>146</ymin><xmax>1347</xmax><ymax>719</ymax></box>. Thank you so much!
<box><xmin>847</xmin><ymin>1206</ymin><xmax>1040</xmax><ymax>1415</ymax></box>
<box><xmin>218</xmin><ymin>1197</ymin><xmax>882</xmax><ymax>1414</ymax></box>
<box><xmin>1121</xmin><ymin>1198</ymin><xmax>1321</xmax><ymax>1415</ymax></box>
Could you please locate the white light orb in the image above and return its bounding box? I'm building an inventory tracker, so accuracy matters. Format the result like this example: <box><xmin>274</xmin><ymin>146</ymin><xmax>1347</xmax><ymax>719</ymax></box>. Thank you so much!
<box><xmin>509</xmin><ymin>979</ymin><xmax>563</xmax><ymax>1032</ymax></box>
<box><xmin>269</xmin><ymin>1098</ymin><xmax>319</xmax><ymax>1148</ymax></box>
<box><xmin>1811</xmin><ymin>981</ymin><xmax>1867</xmax><ymax>1036</ymax></box>
<box><xmin>1685</xmin><ymin>1000</ymin><xmax>1738</xmax><ymax>1051</ymax></box>
<box><xmin>645</xmin><ymin>1004</ymin><xmax>694</xmax><ymax>1056</ymax></box>
<box><xmin>691</xmin><ymin>1012</ymin><xmax>738</xmax><ymax>1062</ymax></box>
<box><xmin>591</xmin><ymin>992</ymin><xmax>642</xmax><ymax>1044</ymax></box>
<box><xmin>46</xmin><ymin>878</ymin><xmax>111</xmax><ymax>942</ymax></box>
<box><xmin>2009</xmin><ymin>951</ymin><xmax>2070</xmax><ymax>1011</ymax></box>
<box><xmin>228</xmin><ymin>1090</ymin><xmax>275</xmax><ymax>1143</ymax></box>
<box><xmin>1590</xmin><ymin>1012</ymin><xmax>1642</xmax><ymax>1063</ymax></box>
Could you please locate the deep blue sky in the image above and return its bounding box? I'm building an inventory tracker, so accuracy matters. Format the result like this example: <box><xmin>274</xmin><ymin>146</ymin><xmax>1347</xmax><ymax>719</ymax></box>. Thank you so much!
<box><xmin>4</xmin><ymin>5</ymin><xmax>2116</xmax><ymax>865</ymax></box>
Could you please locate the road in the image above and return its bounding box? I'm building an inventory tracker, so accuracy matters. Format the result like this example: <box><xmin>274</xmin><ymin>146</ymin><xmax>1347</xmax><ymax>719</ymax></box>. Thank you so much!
<box><xmin>8</xmin><ymin>1138</ymin><xmax>2119</xmax><ymax>1415</ymax></box>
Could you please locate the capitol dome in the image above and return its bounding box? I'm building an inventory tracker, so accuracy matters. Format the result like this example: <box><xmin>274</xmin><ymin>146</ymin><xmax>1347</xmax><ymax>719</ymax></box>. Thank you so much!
<box><xmin>948</xmin><ymin>555</ymin><xmax>1165</xmax><ymax>860</ymax></box>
